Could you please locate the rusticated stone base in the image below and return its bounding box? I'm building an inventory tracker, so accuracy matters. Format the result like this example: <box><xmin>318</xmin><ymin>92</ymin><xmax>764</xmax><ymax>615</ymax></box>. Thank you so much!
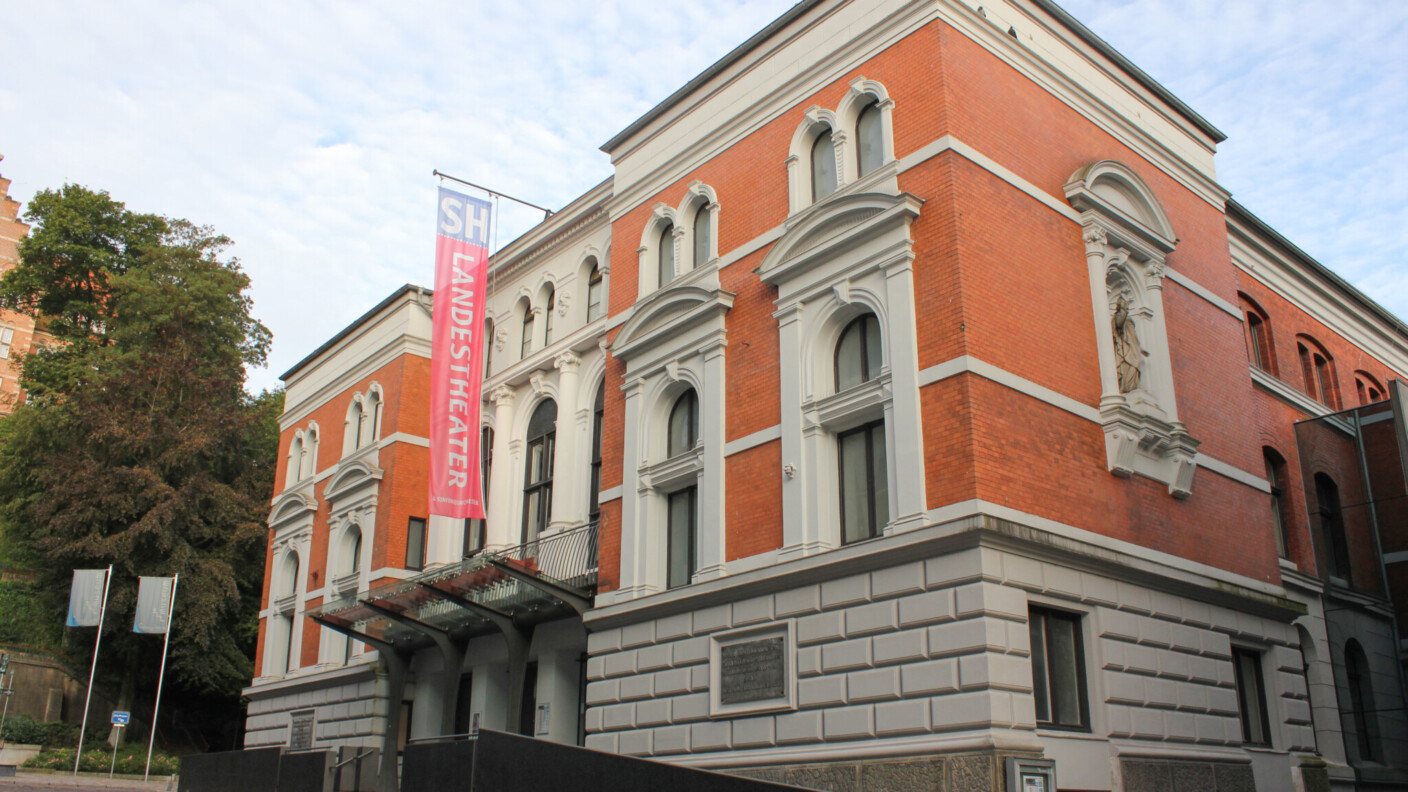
<box><xmin>728</xmin><ymin>751</ymin><xmax>1036</xmax><ymax>792</ymax></box>
<box><xmin>1120</xmin><ymin>757</ymin><xmax>1256</xmax><ymax>792</ymax></box>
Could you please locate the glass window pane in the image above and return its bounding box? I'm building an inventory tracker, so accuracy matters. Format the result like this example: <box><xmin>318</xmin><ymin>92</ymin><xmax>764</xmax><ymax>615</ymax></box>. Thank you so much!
<box><xmin>406</xmin><ymin>519</ymin><xmax>425</xmax><ymax>571</ymax></box>
<box><xmin>857</xmin><ymin>102</ymin><xmax>883</xmax><ymax>177</ymax></box>
<box><xmin>870</xmin><ymin>425</ymin><xmax>889</xmax><ymax>529</ymax></box>
<box><xmin>839</xmin><ymin>429</ymin><xmax>870</xmax><ymax>544</ymax></box>
<box><xmin>668</xmin><ymin>489</ymin><xmax>695</xmax><ymax>588</ymax></box>
<box><xmin>544</xmin><ymin>290</ymin><xmax>555</xmax><ymax>345</ymax></box>
<box><xmin>864</xmin><ymin>314</ymin><xmax>883</xmax><ymax>380</ymax></box>
<box><xmin>528</xmin><ymin>443</ymin><xmax>544</xmax><ymax>484</ymax></box>
<box><xmin>836</xmin><ymin>321</ymin><xmax>864</xmax><ymax>391</ymax></box>
<box><xmin>693</xmin><ymin>207</ymin><xmax>710</xmax><ymax>270</ymax></box>
<box><xmin>659</xmin><ymin>224</ymin><xmax>675</xmax><ymax>286</ymax></box>
<box><xmin>1029</xmin><ymin>615</ymin><xmax>1050</xmax><ymax>723</ymax></box>
<box><xmin>812</xmin><ymin>130</ymin><xmax>837</xmax><ymax>201</ymax></box>
<box><xmin>521</xmin><ymin>314</ymin><xmax>534</xmax><ymax>358</ymax></box>
<box><xmin>1048</xmin><ymin>616</ymin><xmax>1081</xmax><ymax>727</ymax></box>
<box><xmin>587</xmin><ymin>267</ymin><xmax>603</xmax><ymax>321</ymax></box>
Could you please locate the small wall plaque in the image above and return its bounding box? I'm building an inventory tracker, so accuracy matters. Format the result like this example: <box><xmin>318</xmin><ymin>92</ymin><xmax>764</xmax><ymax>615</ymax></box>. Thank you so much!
<box><xmin>289</xmin><ymin>710</ymin><xmax>315</xmax><ymax>751</ymax></box>
<box><xmin>709</xmin><ymin>622</ymin><xmax>796</xmax><ymax>717</ymax></box>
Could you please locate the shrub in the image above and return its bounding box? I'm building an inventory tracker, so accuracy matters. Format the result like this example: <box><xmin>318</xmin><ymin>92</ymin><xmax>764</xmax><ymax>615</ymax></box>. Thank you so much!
<box><xmin>20</xmin><ymin>746</ymin><xmax>180</xmax><ymax>776</ymax></box>
<box><xmin>1</xmin><ymin>714</ymin><xmax>49</xmax><ymax>744</ymax></box>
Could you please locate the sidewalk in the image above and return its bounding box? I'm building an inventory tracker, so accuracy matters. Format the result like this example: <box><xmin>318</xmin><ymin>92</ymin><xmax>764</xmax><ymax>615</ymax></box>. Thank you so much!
<box><xmin>0</xmin><ymin>771</ymin><xmax>173</xmax><ymax>792</ymax></box>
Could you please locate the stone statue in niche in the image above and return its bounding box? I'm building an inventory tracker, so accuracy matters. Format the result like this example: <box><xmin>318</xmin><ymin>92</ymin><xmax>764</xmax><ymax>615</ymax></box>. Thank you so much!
<box><xmin>1112</xmin><ymin>295</ymin><xmax>1144</xmax><ymax>393</ymax></box>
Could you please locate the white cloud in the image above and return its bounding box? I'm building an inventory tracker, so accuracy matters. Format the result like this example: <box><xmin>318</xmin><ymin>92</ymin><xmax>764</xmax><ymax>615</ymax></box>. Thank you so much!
<box><xmin>3</xmin><ymin>0</ymin><xmax>1405</xmax><ymax>392</ymax></box>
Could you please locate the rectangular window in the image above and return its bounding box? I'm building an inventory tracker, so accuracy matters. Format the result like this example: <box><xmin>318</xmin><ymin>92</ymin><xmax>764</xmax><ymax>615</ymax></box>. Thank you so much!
<box><xmin>667</xmin><ymin>487</ymin><xmax>697</xmax><ymax>589</ymax></box>
<box><xmin>1232</xmin><ymin>647</ymin><xmax>1271</xmax><ymax>746</ymax></box>
<box><xmin>406</xmin><ymin>517</ymin><xmax>426</xmax><ymax>571</ymax></box>
<box><xmin>0</xmin><ymin>327</ymin><xmax>13</xmax><ymax>359</ymax></box>
<box><xmin>1029</xmin><ymin>607</ymin><xmax>1089</xmax><ymax>730</ymax></box>
<box><xmin>518</xmin><ymin>662</ymin><xmax>538</xmax><ymax>737</ymax></box>
<box><xmin>838</xmin><ymin>420</ymin><xmax>888</xmax><ymax>545</ymax></box>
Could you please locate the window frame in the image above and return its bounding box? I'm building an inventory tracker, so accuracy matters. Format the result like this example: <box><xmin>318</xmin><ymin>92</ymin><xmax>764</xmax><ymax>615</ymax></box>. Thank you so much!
<box><xmin>586</xmin><ymin>264</ymin><xmax>604</xmax><ymax>322</ymax></box>
<box><xmin>1231</xmin><ymin>646</ymin><xmax>1272</xmax><ymax>747</ymax></box>
<box><xmin>590</xmin><ymin>385</ymin><xmax>605</xmax><ymax>522</ymax></box>
<box><xmin>658</xmin><ymin>223</ymin><xmax>675</xmax><ymax>288</ymax></box>
<box><xmin>811</xmin><ymin>129</ymin><xmax>838</xmax><ymax>202</ymax></box>
<box><xmin>834</xmin><ymin>313</ymin><xmax>883</xmax><ymax>392</ymax></box>
<box><xmin>692</xmin><ymin>205</ymin><xmax>711</xmax><ymax>271</ymax></box>
<box><xmin>666</xmin><ymin>486</ymin><xmax>697</xmax><ymax>589</ymax></box>
<box><xmin>521</xmin><ymin>304</ymin><xmax>535</xmax><ymax>359</ymax></box>
<box><xmin>464</xmin><ymin>426</ymin><xmax>493</xmax><ymax>558</ymax></box>
<box><xmin>405</xmin><ymin>517</ymin><xmax>426</xmax><ymax>572</ymax></box>
<box><xmin>1315</xmin><ymin>473</ymin><xmax>1351</xmax><ymax>583</ymax></box>
<box><xmin>1263</xmin><ymin>448</ymin><xmax>1291</xmax><ymax>559</ymax></box>
<box><xmin>837</xmin><ymin>419</ymin><xmax>888</xmax><ymax>545</ymax></box>
<box><xmin>856</xmin><ymin>100</ymin><xmax>883</xmax><ymax>178</ymax></box>
<box><xmin>543</xmin><ymin>287</ymin><xmax>556</xmax><ymax>346</ymax></box>
<box><xmin>522</xmin><ymin>400</ymin><xmax>557</xmax><ymax>545</ymax></box>
<box><xmin>667</xmin><ymin>389</ymin><xmax>699</xmax><ymax>458</ymax></box>
<box><xmin>1028</xmin><ymin>605</ymin><xmax>1091</xmax><ymax>732</ymax></box>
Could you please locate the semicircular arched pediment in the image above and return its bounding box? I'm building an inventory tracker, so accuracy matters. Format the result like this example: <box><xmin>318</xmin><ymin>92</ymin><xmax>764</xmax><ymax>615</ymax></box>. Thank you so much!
<box><xmin>1064</xmin><ymin>160</ymin><xmax>1176</xmax><ymax>252</ymax></box>
<box><xmin>324</xmin><ymin>459</ymin><xmax>384</xmax><ymax>502</ymax></box>
<box><xmin>269</xmin><ymin>491</ymin><xmax>318</xmax><ymax>530</ymax></box>
<box><xmin>610</xmin><ymin>285</ymin><xmax>735</xmax><ymax>362</ymax></box>
<box><xmin>758</xmin><ymin>192</ymin><xmax>922</xmax><ymax>286</ymax></box>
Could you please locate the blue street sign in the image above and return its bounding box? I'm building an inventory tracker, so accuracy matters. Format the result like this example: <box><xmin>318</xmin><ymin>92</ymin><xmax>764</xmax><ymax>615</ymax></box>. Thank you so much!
<box><xmin>111</xmin><ymin>711</ymin><xmax>130</xmax><ymax>726</ymax></box>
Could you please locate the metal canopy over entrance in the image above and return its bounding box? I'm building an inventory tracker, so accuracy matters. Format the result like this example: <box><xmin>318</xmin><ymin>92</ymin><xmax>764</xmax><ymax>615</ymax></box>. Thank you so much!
<box><xmin>305</xmin><ymin>522</ymin><xmax>599</xmax><ymax>792</ymax></box>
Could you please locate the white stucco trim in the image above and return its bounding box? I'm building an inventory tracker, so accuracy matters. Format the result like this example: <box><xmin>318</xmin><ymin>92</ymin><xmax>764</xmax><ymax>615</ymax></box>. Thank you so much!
<box><xmin>919</xmin><ymin>354</ymin><xmax>1267</xmax><ymax>492</ymax></box>
<box><xmin>597</xmin><ymin>485</ymin><xmax>623</xmax><ymax>505</ymax></box>
<box><xmin>723</xmin><ymin>424</ymin><xmax>782</xmax><ymax>457</ymax></box>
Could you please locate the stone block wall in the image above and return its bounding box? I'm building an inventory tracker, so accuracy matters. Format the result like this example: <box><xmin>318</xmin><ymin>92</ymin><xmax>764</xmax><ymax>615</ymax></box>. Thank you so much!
<box><xmin>244</xmin><ymin>669</ymin><xmax>383</xmax><ymax>749</ymax></box>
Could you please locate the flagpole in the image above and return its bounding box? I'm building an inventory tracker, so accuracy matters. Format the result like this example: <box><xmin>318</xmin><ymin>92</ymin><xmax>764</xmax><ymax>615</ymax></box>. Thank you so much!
<box><xmin>74</xmin><ymin>564</ymin><xmax>113</xmax><ymax>776</ymax></box>
<box><xmin>143</xmin><ymin>574</ymin><xmax>178</xmax><ymax>781</ymax></box>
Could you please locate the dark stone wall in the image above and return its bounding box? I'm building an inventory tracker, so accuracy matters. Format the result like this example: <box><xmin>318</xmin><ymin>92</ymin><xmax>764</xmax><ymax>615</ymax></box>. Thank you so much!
<box><xmin>1120</xmin><ymin>758</ymin><xmax>1256</xmax><ymax>792</ymax></box>
<box><xmin>730</xmin><ymin>751</ymin><xmax>1038</xmax><ymax>792</ymax></box>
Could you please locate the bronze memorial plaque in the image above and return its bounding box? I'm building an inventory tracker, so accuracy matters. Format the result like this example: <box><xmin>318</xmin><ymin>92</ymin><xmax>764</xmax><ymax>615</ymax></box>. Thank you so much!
<box><xmin>289</xmin><ymin>710</ymin><xmax>315</xmax><ymax>750</ymax></box>
<box><xmin>719</xmin><ymin>636</ymin><xmax>786</xmax><ymax>704</ymax></box>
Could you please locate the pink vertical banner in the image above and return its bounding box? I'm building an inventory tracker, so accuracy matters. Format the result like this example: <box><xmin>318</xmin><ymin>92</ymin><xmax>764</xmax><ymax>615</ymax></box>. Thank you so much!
<box><xmin>429</xmin><ymin>186</ymin><xmax>492</xmax><ymax>519</ymax></box>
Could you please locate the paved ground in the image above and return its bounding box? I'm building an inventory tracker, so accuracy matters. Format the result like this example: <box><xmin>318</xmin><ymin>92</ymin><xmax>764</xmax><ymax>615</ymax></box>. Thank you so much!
<box><xmin>0</xmin><ymin>773</ymin><xmax>173</xmax><ymax>792</ymax></box>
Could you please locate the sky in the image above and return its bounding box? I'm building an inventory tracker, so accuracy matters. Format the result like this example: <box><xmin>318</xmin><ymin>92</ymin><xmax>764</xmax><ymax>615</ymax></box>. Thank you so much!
<box><xmin>3</xmin><ymin>1</ymin><xmax>1405</xmax><ymax>394</ymax></box>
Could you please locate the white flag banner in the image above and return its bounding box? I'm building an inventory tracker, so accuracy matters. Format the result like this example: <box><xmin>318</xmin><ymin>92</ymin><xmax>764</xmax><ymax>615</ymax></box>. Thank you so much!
<box><xmin>133</xmin><ymin>576</ymin><xmax>175</xmax><ymax>634</ymax></box>
<box><xmin>67</xmin><ymin>569</ymin><xmax>108</xmax><ymax>627</ymax></box>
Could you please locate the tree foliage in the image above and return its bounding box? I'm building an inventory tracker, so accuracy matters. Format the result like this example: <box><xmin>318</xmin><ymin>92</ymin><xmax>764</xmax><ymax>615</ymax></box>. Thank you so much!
<box><xmin>0</xmin><ymin>185</ymin><xmax>280</xmax><ymax>706</ymax></box>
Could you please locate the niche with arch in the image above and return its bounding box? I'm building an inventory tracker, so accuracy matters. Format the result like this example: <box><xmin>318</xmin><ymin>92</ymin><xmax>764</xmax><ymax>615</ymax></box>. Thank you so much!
<box><xmin>1065</xmin><ymin>160</ymin><xmax>1199</xmax><ymax>497</ymax></box>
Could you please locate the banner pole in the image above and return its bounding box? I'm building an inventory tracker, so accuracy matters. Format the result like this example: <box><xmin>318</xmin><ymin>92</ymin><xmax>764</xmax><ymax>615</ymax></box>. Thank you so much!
<box><xmin>143</xmin><ymin>574</ymin><xmax>177</xmax><ymax>781</ymax></box>
<box><xmin>74</xmin><ymin>564</ymin><xmax>113</xmax><ymax>776</ymax></box>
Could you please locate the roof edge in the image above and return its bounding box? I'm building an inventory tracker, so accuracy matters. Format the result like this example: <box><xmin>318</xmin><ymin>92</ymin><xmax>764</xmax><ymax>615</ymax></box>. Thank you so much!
<box><xmin>280</xmin><ymin>283</ymin><xmax>430</xmax><ymax>382</ymax></box>
<box><xmin>1226</xmin><ymin>199</ymin><xmax>1408</xmax><ymax>341</ymax></box>
<box><xmin>1026</xmin><ymin>0</ymin><xmax>1226</xmax><ymax>144</ymax></box>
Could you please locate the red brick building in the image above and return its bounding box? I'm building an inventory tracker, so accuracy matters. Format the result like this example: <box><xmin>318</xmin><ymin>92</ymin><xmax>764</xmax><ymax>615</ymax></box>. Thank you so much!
<box><xmin>0</xmin><ymin>156</ymin><xmax>41</xmax><ymax>414</ymax></box>
<box><xmin>245</xmin><ymin>2</ymin><xmax>1408</xmax><ymax>790</ymax></box>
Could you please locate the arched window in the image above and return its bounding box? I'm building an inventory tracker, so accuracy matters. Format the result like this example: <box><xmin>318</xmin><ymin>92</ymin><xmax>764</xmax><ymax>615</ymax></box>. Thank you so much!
<box><xmin>360</xmin><ymin>390</ymin><xmax>381</xmax><ymax>449</ymax></box>
<box><xmin>692</xmin><ymin>205</ymin><xmax>711</xmax><ymax>270</ymax></box>
<box><xmin>521</xmin><ymin>303</ymin><xmax>535</xmax><ymax>359</ymax></box>
<box><xmin>586</xmin><ymin>262</ymin><xmax>604</xmax><ymax>322</ymax></box>
<box><xmin>856</xmin><ymin>100</ymin><xmax>883</xmax><ymax>178</ymax></box>
<box><xmin>1355</xmin><ymin>372</ymin><xmax>1384</xmax><ymax>405</ymax></box>
<box><xmin>811</xmin><ymin>130</ymin><xmax>838</xmax><ymax>202</ymax></box>
<box><xmin>590</xmin><ymin>385</ymin><xmax>605</xmax><ymax>523</ymax></box>
<box><xmin>1345</xmin><ymin>640</ymin><xmax>1381</xmax><ymax>762</ymax></box>
<box><xmin>544</xmin><ymin>286</ymin><xmax>556</xmax><ymax>346</ymax></box>
<box><xmin>658</xmin><ymin>223</ymin><xmax>675</xmax><ymax>287</ymax></box>
<box><xmin>1241</xmin><ymin>295</ymin><xmax>1275</xmax><ymax>374</ymax></box>
<box><xmin>522</xmin><ymin>400</ymin><xmax>557</xmax><ymax>544</ymax></box>
<box><xmin>345</xmin><ymin>399</ymin><xmax>365</xmax><ymax>454</ymax></box>
<box><xmin>1263</xmin><ymin>448</ymin><xmax>1290</xmax><ymax>558</ymax></box>
<box><xmin>275</xmin><ymin>551</ymin><xmax>300</xmax><ymax>675</ymax></box>
<box><xmin>667</xmin><ymin>390</ymin><xmax>698</xmax><ymax>457</ymax></box>
<box><xmin>1315</xmin><ymin>473</ymin><xmax>1350</xmax><ymax>582</ymax></box>
<box><xmin>280</xmin><ymin>552</ymin><xmax>300</xmax><ymax>599</ymax></box>
<box><xmin>835</xmin><ymin>314</ymin><xmax>882</xmax><ymax>391</ymax></box>
<box><xmin>286</xmin><ymin>436</ymin><xmax>303</xmax><ymax>487</ymax></box>
<box><xmin>1298</xmin><ymin>337</ymin><xmax>1339</xmax><ymax>409</ymax></box>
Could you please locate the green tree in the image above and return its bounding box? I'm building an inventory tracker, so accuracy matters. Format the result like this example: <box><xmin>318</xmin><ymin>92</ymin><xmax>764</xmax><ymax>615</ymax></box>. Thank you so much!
<box><xmin>0</xmin><ymin>185</ymin><xmax>279</xmax><ymax>730</ymax></box>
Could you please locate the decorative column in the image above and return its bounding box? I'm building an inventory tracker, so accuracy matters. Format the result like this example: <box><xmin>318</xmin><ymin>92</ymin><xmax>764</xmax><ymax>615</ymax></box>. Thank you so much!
<box><xmin>881</xmin><ymin>251</ymin><xmax>927</xmax><ymax>531</ymax></box>
<box><xmin>775</xmin><ymin>304</ymin><xmax>809</xmax><ymax>561</ymax></box>
<box><xmin>694</xmin><ymin>344</ymin><xmax>728</xmax><ymax>581</ymax></box>
<box><xmin>549</xmin><ymin>351</ymin><xmax>581</xmax><ymax>532</ymax></box>
<box><xmin>616</xmin><ymin>380</ymin><xmax>648</xmax><ymax>599</ymax></box>
<box><xmin>487</xmin><ymin>385</ymin><xmax>516</xmax><ymax>549</ymax></box>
